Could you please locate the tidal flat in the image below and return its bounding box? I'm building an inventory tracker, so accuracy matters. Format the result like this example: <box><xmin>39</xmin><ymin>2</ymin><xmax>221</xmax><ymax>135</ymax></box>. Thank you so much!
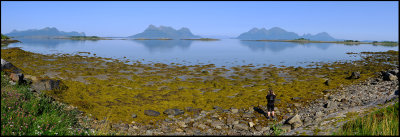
<box><xmin>1</xmin><ymin>48</ymin><xmax>398</xmax><ymax>126</ymax></box>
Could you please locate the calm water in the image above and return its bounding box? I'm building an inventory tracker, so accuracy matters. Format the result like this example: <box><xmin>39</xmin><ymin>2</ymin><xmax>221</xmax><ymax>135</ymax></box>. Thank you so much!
<box><xmin>4</xmin><ymin>38</ymin><xmax>398</xmax><ymax>68</ymax></box>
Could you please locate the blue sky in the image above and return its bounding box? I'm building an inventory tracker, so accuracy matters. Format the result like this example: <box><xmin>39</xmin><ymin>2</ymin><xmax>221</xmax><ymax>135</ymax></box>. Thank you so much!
<box><xmin>1</xmin><ymin>1</ymin><xmax>398</xmax><ymax>41</ymax></box>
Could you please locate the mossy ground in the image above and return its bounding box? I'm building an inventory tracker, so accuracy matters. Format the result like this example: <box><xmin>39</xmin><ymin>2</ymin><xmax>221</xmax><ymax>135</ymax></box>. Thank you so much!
<box><xmin>1</xmin><ymin>48</ymin><xmax>398</xmax><ymax>126</ymax></box>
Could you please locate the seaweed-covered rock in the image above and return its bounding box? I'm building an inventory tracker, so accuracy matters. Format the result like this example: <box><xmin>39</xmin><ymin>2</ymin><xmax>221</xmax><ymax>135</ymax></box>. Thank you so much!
<box><xmin>1</xmin><ymin>59</ymin><xmax>23</xmax><ymax>73</ymax></box>
<box><xmin>144</xmin><ymin>110</ymin><xmax>160</xmax><ymax>116</ymax></box>
<box><xmin>382</xmin><ymin>71</ymin><xmax>397</xmax><ymax>81</ymax></box>
<box><xmin>348</xmin><ymin>72</ymin><xmax>360</xmax><ymax>79</ymax></box>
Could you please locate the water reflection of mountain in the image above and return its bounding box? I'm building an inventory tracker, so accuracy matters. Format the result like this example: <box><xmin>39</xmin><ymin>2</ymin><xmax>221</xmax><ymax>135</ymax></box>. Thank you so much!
<box><xmin>12</xmin><ymin>38</ymin><xmax>87</xmax><ymax>49</ymax></box>
<box><xmin>240</xmin><ymin>41</ymin><xmax>298</xmax><ymax>52</ymax></box>
<box><xmin>133</xmin><ymin>40</ymin><xmax>193</xmax><ymax>52</ymax></box>
<box><xmin>240</xmin><ymin>41</ymin><xmax>333</xmax><ymax>52</ymax></box>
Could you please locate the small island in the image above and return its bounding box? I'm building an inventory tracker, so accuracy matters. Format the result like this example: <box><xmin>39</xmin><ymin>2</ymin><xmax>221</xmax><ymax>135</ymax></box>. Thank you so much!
<box><xmin>1</xmin><ymin>34</ymin><xmax>21</xmax><ymax>46</ymax></box>
<box><xmin>181</xmin><ymin>38</ymin><xmax>219</xmax><ymax>41</ymax></box>
<box><xmin>55</xmin><ymin>36</ymin><xmax>111</xmax><ymax>40</ymax></box>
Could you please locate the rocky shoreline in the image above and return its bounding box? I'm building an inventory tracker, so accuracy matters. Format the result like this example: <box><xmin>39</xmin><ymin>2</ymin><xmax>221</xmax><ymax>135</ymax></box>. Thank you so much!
<box><xmin>1</xmin><ymin>38</ymin><xmax>21</xmax><ymax>45</ymax></box>
<box><xmin>1</xmin><ymin>58</ymin><xmax>398</xmax><ymax>135</ymax></box>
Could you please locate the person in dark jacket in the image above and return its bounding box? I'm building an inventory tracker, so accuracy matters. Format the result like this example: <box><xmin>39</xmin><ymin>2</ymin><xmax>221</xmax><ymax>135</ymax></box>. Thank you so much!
<box><xmin>266</xmin><ymin>89</ymin><xmax>276</xmax><ymax>120</ymax></box>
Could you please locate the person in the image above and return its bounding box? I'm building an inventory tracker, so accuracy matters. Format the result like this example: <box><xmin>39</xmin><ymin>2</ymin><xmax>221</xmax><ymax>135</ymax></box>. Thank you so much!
<box><xmin>266</xmin><ymin>88</ymin><xmax>276</xmax><ymax>120</ymax></box>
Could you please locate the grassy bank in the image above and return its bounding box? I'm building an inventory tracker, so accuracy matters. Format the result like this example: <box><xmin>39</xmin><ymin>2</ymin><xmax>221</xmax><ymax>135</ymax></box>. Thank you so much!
<box><xmin>0</xmin><ymin>71</ymin><xmax>90</xmax><ymax>136</ymax></box>
<box><xmin>334</xmin><ymin>102</ymin><xmax>399</xmax><ymax>135</ymax></box>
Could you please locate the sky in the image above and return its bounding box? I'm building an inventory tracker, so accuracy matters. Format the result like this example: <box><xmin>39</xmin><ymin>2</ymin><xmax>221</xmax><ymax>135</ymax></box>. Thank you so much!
<box><xmin>1</xmin><ymin>1</ymin><xmax>398</xmax><ymax>41</ymax></box>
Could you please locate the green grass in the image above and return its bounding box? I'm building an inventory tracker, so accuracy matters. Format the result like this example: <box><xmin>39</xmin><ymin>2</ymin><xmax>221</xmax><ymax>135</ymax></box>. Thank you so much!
<box><xmin>334</xmin><ymin>102</ymin><xmax>399</xmax><ymax>136</ymax></box>
<box><xmin>1</xmin><ymin>71</ymin><xmax>91</xmax><ymax>135</ymax></box>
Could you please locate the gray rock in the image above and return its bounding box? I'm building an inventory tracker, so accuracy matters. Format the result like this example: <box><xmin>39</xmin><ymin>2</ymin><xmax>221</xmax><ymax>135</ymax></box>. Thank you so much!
<box><xmin>286</xmin><ymin>114</ymin><xmax>301</xmax><ymax>125</ymax></box>
<box><xmin>389</xmin><ymin>69</ymin><xmax>399</xmax><ymax>76</ymax></box>
<box><xmin>315</xmin><ymin>111</ymin><xmax>324</xmax><ymax>118</ymax></box>
<box><xmin>249</xmin><ymin>122</ymin><xmax>255</xmax><ymax>128</ymax></box>
<box><xmin>163</xmin><ymin>108</ymin><xmax>184</xmax><ymax>116</ymax></box>
<box><xmin>144</xmin><ymin>110</ymin><xmax>160</xmax><ymax>116</ymax></box>
<box><xmin>279</xmin><ymin>124</ymin><xmax>291</xmax><ymax>132</ymax></box>
<box><xmin>131</xmin><ymin>113</ymin><xmax>137</xmax><ymax>118</ymax></box>
<box><xmin>211</xmin><ymin>121</ymin><xmax>224</xmax><ymax>129</ymax></box>
<box><xmin>242</xmin><ymin>113</ymin><xmax>255</xmax><ymax>118</ymax></box>
<box><xmin>349</xmin><ymin>72</ymin><xmax>361</xmax><ymax>79</ymax></box>
<box><xmin>233</xmin><ymin>123</ymin><xmax>249</xmax><ymax>130</ymax></box>
<box><xmin>383</xmin><ymin>72</ymin><xmax>397</xmax><ymax>81</ymax></box>
<box><xmin>1</xmin><ymin>59</ymin><xmax>23</xmax><ymax>73</ymax></box>
<box><xmin>324</xmin><ymin>79</ymin><xmax>330</xmax><ymax>86</ymax></box>
<box><xmin>197</xmin><ymin>124</ymin><xmax>208</xmax><ymax>130</ymax></box>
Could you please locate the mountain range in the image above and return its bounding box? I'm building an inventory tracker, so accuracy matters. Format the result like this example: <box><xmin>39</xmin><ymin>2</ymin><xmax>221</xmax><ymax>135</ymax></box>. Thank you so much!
<box><xmin>4</xmin><ymin>26</ymin><xmax>340</xmax><ymax>41</ymax></box>
<box><xmin>237</xmin><ymin>27</ymin><xmax>338</xmax><ymax>41</ymax></box>
<box><xmin>128</xmin><ymin>25</ymin><xmax>201</xmax><ymax>39</ymax></box>
<box><xmin>5</xmin><ymin>27</ymin><xmax>85</xmax><ymax>38</ymax></box>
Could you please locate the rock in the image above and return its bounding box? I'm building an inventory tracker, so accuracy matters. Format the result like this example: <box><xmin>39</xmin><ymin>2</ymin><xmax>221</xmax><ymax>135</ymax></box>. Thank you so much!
<box><xmin>211</xmin><ymin>121</ymin><xmax>224</xmax><ymax>129</ymax></box>
<box><xmin>10</xmin><ymin>73</ymin><xmax>24</xmax><ymax>84</ymax></box>
<box><xmin>144</xmin><ymin>110</ymin><xmax>160</xmax><ymax>116</ymax></box>
<box><xmin>292</xmin><ymin>121</ymin><xmax>302</xmax><ymax>129</ymax></box>
<box><xmin>324</xmin><ymin>80</ymin><xmax>330</xmax><ymax>86</ymax></box>
<box><xmin>233</xmin><ymin>123</ymin><xmax>249</xmax><ymax>130</ymax></box>
<box><xmin>242</xmin><ymin>113</ymin><xmax>255</xmax><ymax>118</ymax></box>
<box><xmin>389</xmin><ymin>69</ymin><xmax>399</xmax><ymax>75</ymax></box>
<box><xmin>249</xmin><ymin>122</ymin><xmax>255</xmax><ymax>128</ymax></box>
<box><xmin>293</xmin><ymin>103</ymin><xmax>301</xmax><ymax>107</ymax></box>
<box><xmin>322</xmin><ymin>89</ymin><xmax>332</xmax><ymax>94</ymax></box>
<box><xmin>349</xmin><ymin>72</ymin><xmax>361</xmax><ymax>79</ymax></box>
<box><xmin>31</xmin><ymin>79</ymin><xmax>65</xmax><ymax>92</ymax></box>
<box><xmin>213</xmin><ymin>106</ymin><xmax>223</xmax><ymax>111</ymax></box>
<box><xmin>291</xmin><ymin>97</ymin><xmax>303</xmax><ymax>101</ymax></box>
<box><xmin>303</xmin><ymin>117</ymin><xmax>313</xmax><ymax>125</ymax></box>
<box><xmin>163</xmin><ymin>108</ymin><xmax>184</xmax><ymax>116</ymax></box>
<box><xmin>1</xmin><ymin>59</ymin><xmax>23</xmax><ymax>73</ymax></box>
<box><xmin>231</xmin><ymin>108</ymin><xmax>239</xmax><ymax>114</ymax></box>
<box><xmin>131</xmin><ymin>113</ymin><xmax>137</xmax><ymax>118</ymax></box>
<box><xmin>232</xmin><ymin>121</ymin><xmax>239</xmax><ymax>125</ymax></box>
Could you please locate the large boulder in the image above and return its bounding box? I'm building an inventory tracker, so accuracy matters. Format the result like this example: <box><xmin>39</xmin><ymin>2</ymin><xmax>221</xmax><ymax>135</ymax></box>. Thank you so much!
<box><xmin>1</xmin><ymin>59</ymin><xmax>23</xmax><ymax>74</ymax></box>
<box><xmin>144</xmin><ymin>110</ymin><xmax>160</xmax><ymax>116</ymax></box>
<box><xmin>163</xmin><ymin>108</ymin><xmax>184</xmax><ymax>116</ymax></box>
